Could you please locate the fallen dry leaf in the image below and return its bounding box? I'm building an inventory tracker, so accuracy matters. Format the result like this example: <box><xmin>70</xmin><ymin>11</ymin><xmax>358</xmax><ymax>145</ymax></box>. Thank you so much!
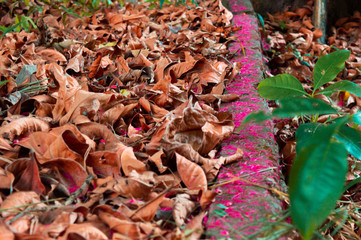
<box><xmin>0</xmin><ymin>191</ymin><xmax>40</xmax><ymax>217</ymax></box>
<box><xmin>0</xmin><ymin>0</ymin><xmax>243</xmax><ymax>237</ymax></box>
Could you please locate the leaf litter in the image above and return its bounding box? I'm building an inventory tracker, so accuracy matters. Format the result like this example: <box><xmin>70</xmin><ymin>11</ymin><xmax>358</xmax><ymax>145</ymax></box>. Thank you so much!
<box><xmin>0</xmin><ymin>0</ymin><xmax>244</xmax><ymax>239</ymax></box>
<box><xmin>262</xmin><ymin>1</ymin><xmax>361</xmax><ymax>238</ymax></box>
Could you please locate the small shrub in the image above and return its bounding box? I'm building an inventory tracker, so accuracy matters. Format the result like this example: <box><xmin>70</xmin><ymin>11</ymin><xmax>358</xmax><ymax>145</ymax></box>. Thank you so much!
<box><xmin>244</xmin><ymin>49</ymin><xmax>361</xmax><ymax>239</ymax></box>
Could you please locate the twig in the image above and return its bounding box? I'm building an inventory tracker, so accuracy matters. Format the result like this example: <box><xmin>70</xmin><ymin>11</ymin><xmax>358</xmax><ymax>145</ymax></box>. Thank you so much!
<box><xmin>65</xmin><ymin>174</ymin><xmax>94</xmax><ymax>205</ymax></box>
<box><xmin>210</xmin><ymin>174</ymin><xmax>289</xmax><ymax>200</ymax></box>
<box><xmin>209</xmin><ymin>167</ymin><xmax>277</xmax><ymax>187</ymax></box>
<box><xmin>0</xmin><ymin>197</ymin><xmax>64</xmax><ymax>212</ymax></box>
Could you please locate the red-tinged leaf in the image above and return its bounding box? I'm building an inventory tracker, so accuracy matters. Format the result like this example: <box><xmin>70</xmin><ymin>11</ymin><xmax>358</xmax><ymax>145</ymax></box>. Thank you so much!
<box><xmin>8</xmin><ymin>153</ymin><xmax>45</xmax><ymax>194</ymax></box>
<box><xmin>86</xmin><ymin>151</ymin><xmax>121</xmax><ymax>177</ymax></box>
<box><xmin>88</xmin><ymin>53</ymin><xmax>102</xmax><ymax>79</ymax></box>
<box><xmin>41</xmin><ymin>158</ymin><xmax>88</xmax><ymax>194</ymax></box>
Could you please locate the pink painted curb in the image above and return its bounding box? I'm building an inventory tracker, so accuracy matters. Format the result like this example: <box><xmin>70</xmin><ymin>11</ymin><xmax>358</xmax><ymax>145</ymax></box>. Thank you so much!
<box><xmin>206</xmin><ymin>0</ymin><xmax>285</xmax><ymax>238</ymax></box>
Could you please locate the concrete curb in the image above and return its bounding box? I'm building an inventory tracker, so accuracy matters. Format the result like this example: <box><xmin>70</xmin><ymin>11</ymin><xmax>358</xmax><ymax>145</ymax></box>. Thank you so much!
<box><xmin>206</xmin><ymin>0</ymin><xmax>285</xmax><ymax>238</ymax></box>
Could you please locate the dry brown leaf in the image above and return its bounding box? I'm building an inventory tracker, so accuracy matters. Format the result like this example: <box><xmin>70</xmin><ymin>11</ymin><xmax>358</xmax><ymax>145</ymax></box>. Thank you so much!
<box><xmin>0</xmin><ymin>117</ymin><xmax>50</xmax><ymax>141</ymax></box>
<box><xmin>176</xmin><ymin>153</ymin><xmax>207</xmax><ymax>192</ymax></box>
<box><xmin>121</xmin><ymin>147</ymin><xmax>146</xmax><ymax>176</ymax></box>
<box><xmin>7</xmin><ymin>154</ymin><xmax>45</xmax><ymax>194</ymax></box>
<box><xmin>41</xmin><ymin>158</ymin><xmax>88</xmax><ymax>194</ymax></box>
<box><xmin>37</xmin><ymin>49</ymin><xmax>67</xmax><ymax>62</ymax></box>
<box><xmin>0</xmin><ymin>168</ymin><xmax>14</xmax><ymax>189</ymax></box>
<box><xmin>149</xmin><ymin>150</ymin><xmax>167</xmax><ymax>173</ymax></box>
<box><xmin>58</xmin><ymin>223</ymin><xmax>108</xmax><ymax>240</ymax></box>
<box><xmin>173</xmin><ymin>193</ymin><xmax>197</xmax><ymax>226</ymax></box>
<box><xmin>0</xmin><ymin>220</ymin><xmax>14</xmax><ymax>240</ymax></box>
<box><xmin>128</xmin><ymin>192</ymin><xmax>165</xmax><ymax>221</ymax></box>
<box><xmin>98</xmin><ymin>211</ymin><xmax>141</xmax><ymax>239</ymax></box>
<box><xmin>184</xmin><ymin>211</ymin><xmax>206</xmax><ymax>240</ymax></box>
<box><xmin>0</xmin><ymin>191</ymin><xmax>40</xmax><ymax>217</ymax></box>
<box><xmin>86</xmin><ymin>151</ymin><xmax>121</xmax><ymax>177</ymax></box>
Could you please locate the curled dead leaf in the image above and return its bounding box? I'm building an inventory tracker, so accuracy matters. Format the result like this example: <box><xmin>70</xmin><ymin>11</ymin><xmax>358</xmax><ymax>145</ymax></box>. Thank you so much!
<box><xmin>0</xmin><ymin>117</ymin><xmax>50</xmax><ymax>141</ymax></box>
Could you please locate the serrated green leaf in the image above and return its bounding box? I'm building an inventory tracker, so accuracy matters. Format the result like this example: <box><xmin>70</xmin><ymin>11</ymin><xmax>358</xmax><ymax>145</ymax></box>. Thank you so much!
<box><xmin>272</xmin><ymin>97</ymin><xmax>337</xmax><ymax>118</ymax></box>
<box><xmin>317</xmin><ymin>80</ymin><xmax>361</xmax><ymax>97</ymax></box>
<box><xmin>335</xmin><ymin>125</ymin><xmax>361</xmax><ymax>159</ymax></box>
<box><xmin>290</xmin><ymin>123</ymin><xmax>347</xmax><ymax>240</ymax></box>
<box><xmin>258</xmin><ymin>74</ymin><xmax>308</xmax><ymax>100</ymax></box>
<box><xmin>313</xmin><ymin>50</ymin><xmax>350</xmax><ymax>92</ymax></box>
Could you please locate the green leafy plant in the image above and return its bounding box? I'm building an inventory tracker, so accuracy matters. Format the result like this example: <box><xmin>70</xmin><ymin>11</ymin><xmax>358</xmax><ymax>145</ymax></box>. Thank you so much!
<box><xmin>244</xmin><ymin>49</ymin><xmax>361</xmax><ymax>239</ymax></box>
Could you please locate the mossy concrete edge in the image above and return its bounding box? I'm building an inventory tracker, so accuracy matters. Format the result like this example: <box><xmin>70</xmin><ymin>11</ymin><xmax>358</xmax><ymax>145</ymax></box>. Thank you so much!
<box><xmin>206</xmin><ymin>0</ymin><xmax>286</xmax><ymax>238</ymax></box>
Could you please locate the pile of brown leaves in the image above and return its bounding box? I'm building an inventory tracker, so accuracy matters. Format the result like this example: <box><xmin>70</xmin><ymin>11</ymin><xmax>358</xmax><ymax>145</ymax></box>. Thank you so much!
<box><xmin>0</xmin><ymin>0</ymin><xmax>243</xmax><ymax>239</ymax></box>
<box><xmin>263</xmin><ymin>1</ymin><xmax>361</xmax><ymax>238</ymax></box>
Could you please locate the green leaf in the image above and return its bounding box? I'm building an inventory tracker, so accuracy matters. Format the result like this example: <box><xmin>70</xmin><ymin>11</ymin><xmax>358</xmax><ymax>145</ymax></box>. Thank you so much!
<box><xmin>59</xmin><ymin>6</ymin><xmax>82</xmax><ymax>18</ymax></box>
<box><xmin>14</xmin><ymin>15</ymin><xmax>22</xmax><ymax>32</ymax></box>
<box><xmin>0</xmin><ymin>80</ymin><xmax>9</xmax><ymax>87</ymax></box>
<box><xmin>295</xmin><ymin>122</ymin><xmax>325</xmax><ymax>151</ymax></box>
<box><xmin>313</xmin><ymin>50</ymin><xmax>351</xmax><ymax>92</ymax></box>
<box><xmin>214</xmin><ymin>208</ymin><xmax>227</xmax><ymax>217</ymax></box>
<box><xmin>272</xmin><ymin>97</ymin><xmax>337</xmax><ymax>117</ymax></box>
<box><xmin>25</xmin><ymin>17</ymin><xmax>37</xmax><ymax>29</ymax></box>
<box><xmin>351</xmin><ymin>112</ymin><xmax>361</xmax><ymax>125</ymax></box>
<box><xmin>335</xmin><ymin>125</ymin><xmax>361</xmax><ymax>159</ymax></box>
<box><xmin>344</xmin><ymin>176</ymin><xmax>361</xmax><ymax>192</ymax></box>
<box><xmin>242</xmin><ymin>98</ymin><xmax>337</xmax><ymax>125</ymax></box>
<box><xmin>317</xmin><ymin>80</ymin><xmax>361</xmax><ymax>97</ymax></box>
<box><xmin>258</xmin><ymin>74</ymin><xmax>308</xmax><ymax>100</ymax></box>
<box><xmin>0</xmin><ymin>25</ymin><xmax>7</xmax><ymax>33</ymax></box>
<box><xmin>160</xmin><ymin>0</ymin><xmax>165</xmax><ymax>8</ymax></box>
<box><xmin>257</xmin><ymin>13</ymin><xmax>265</xmax><ymax>38</ymax></box>
<box><xmin>0</xmin><ymin>22</ymin><xmax>21</xmax><ymax>38</ymax></box>
<box><xmin>98</xmin><ymin>41</ymin><xmax>117</xmax><ymax>48</ymax></box>
<box><xmin>290</xmin><ymin>123</ymin><xmax>348</xmax><ymax>239</ymax></box>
